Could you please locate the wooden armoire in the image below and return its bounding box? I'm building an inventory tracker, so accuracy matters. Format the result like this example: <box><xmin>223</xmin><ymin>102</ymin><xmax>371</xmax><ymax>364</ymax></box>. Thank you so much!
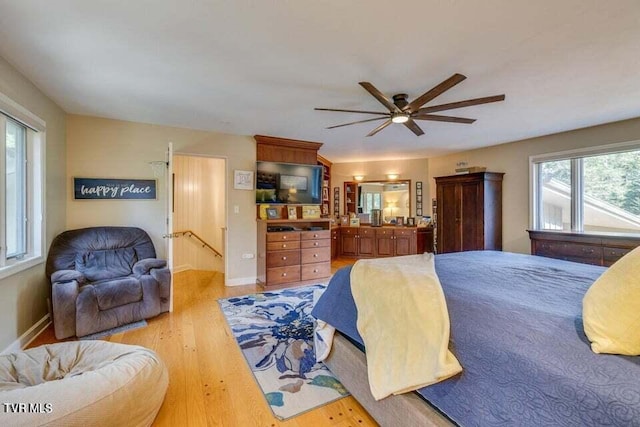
<box><xmin>435</xmin><ymin>172</ymin><xmax>504</xmax><ymax>254</ymax></box>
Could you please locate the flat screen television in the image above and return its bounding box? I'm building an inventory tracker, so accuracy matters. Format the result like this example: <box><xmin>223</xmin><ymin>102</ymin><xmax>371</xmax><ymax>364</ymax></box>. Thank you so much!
<box><xmin>256</xmin><ymin>161</ymin><xmax>322</xmax><ymax>204</ymax></box>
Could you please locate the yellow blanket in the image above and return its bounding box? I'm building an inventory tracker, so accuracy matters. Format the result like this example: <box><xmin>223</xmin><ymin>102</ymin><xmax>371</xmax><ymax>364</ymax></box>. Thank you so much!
<box><xmin>350</xmin><ymin>253</ymin><xmax>462</xmax><ymax>400</ymax></box>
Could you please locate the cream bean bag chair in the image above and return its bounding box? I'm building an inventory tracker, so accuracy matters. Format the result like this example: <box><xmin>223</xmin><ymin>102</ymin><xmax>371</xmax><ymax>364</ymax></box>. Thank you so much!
<box><xmin>0</xmin><ymin>341</ymin><xmax>168</xmax><ymax>427</ymax></box>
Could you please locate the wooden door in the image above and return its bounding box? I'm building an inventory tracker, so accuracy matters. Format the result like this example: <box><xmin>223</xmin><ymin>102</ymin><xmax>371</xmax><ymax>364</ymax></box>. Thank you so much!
<box><xmin>331</xmin><ymin>228</ymin><xmax>339</xmax><ymax>259</ymax></box>
<box><xmin>460</xmin><ymin>181</ymin><xmax>483</xmax><ymax>251</ymax></box>
<box><xmin>437</xmin><ymin>182</ymin><xmax>460</xmax><ymax>253</ymax></box>
<box><xmin>358</xmin><ymin>228</ymin><xmax>376</xmax><ymax>257</ymax></box>
<box><xmin>394</xmin><ymin>229</ymin><xmax>416</xmax><ymax>256</ymax></box>
<box><xmin>340</xmin><ymin>228</ymin><xmax>358</xmax><ymax>256</ymax></box>
<box><xmin>375</xmin><ymin>228</ymin><xmax>394</xmax><ymax>257</ymax></box>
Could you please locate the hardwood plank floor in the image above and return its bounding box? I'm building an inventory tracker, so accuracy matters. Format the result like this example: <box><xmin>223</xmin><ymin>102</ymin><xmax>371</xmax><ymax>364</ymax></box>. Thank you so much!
<box><xmin>29</xmin><ymin>258</ymin><xmax>374</xmax><ymax>426</ymax></box>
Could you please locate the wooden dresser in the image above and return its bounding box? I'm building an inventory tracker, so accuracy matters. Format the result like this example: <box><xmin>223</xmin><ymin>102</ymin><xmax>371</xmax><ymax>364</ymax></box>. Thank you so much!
<box><xmin>435</xmin><ymin>172</ymin><xmax>504</xmax><ymax>253</ymax></box>
<box><xmin>336</xmin><ymin>225</ymin><xmax>434</xmax><ymax>258</ymax></box>
<box><xmin>257</xmin><ymin>219</ymin><xmax>332</xmax><ymax>288</ymax></box>
<box><xmin>528</xmin><ymin>230</ymin><xmax>640</xmax><ymax>266</ymax></box>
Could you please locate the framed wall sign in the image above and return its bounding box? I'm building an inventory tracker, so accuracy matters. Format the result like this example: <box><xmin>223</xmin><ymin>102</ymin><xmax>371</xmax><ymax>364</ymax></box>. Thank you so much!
<box><xmin>74</xmin><ymin>178</ymin><xmax>157</xmax><ymax>200</ymax></box>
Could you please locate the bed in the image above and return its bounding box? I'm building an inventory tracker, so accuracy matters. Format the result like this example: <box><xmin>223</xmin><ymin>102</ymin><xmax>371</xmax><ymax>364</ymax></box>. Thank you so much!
<box><xmin>311</xmin><ymin>251</ymin><xmax>640</xmax><ymax>426</ymax></box>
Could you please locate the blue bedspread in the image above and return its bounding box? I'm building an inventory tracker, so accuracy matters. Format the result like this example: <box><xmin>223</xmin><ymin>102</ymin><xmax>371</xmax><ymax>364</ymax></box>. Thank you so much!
<box><xmin>312</xmin><ymin>251</ymin><xmax>640</xmax><ymax>426</ymax></box>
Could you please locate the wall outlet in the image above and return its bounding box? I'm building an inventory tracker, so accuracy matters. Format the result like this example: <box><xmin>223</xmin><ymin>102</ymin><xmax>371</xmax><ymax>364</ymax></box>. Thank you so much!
<box><xmin>233</xmin><ymin>205</ymin><xmax>240</xmax><ymax>214</ymax></box>
<box><xmin>241</xmin><ymin>253</ymin><xmax>254</xmax><ymax>259</ymax></box>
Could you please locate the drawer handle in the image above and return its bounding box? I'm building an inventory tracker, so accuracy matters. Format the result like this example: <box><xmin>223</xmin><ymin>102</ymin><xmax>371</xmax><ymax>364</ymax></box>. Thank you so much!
<box><xmin>313</xmin><ymin>234</ymin><xmax>318</xmax><ymax>238</ymax></box>
<box><xmin>582</xmin><ymin>248</ymin><xmax>594</xmax><ymax>254</ymax></box>
<box><xmin>313</xmin><ymin>254</ymin><xmax>318</xmax><ymax>257</ymax></box>
<box><xmin>282</xmin><ymin>273</ymin><xmax>287</xmax><ymax>277</ymax></box>
<box><xmin>313</xmin><ymin>269</ymin><xmax>318</xmax><ymax>273</ymax></box>
<box><xmin>314</xmin><ymin>242</ymin><xmax>319</xmax><ymax>246</ymax></box>
<box><xmin>283</xmin><ymin>236</ymin><xmax>287</xmax><ymax>240</ymax></box>
<box><xmin>282</xmin><ymin>256</ymin><xmax>287</xmax><ymax>260</ymax></box>
<box><xmin>282</xmin><ymin>244</ymin><xmax>287</xmax><ymax>248</ymax></box>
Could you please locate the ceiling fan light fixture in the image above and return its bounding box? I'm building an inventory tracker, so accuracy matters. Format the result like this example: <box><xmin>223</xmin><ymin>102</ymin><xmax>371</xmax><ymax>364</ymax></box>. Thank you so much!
<box><xmin>391</xmin><ymin>113</ymin><xmax>410</xmax><ymax>124</ymax></box>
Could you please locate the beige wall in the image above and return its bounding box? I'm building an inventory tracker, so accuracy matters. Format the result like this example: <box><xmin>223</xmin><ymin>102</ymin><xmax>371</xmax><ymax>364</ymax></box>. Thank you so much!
<box><xmin>173</xmin><ymin>155</ymin><xmax>225</xmax><ymax>273</ymax></box>
<box><xmin>331</xmin><ymin>158</ymin><xmax>429</xmax><ymax>218</ymax></box>
<box><xmin>66</xmin><ymin>115</ymin><xmax>256</xmax><ymax>285</ymax></box>
<box><xmin>0</xmin><ymin>56</ymin><xmax>67</xmax><ymax>351</ymax></box>
<box><xmin>428</xmin><ymin>117</ymin><xmax>640</xmax><ymax>254</ymax></box>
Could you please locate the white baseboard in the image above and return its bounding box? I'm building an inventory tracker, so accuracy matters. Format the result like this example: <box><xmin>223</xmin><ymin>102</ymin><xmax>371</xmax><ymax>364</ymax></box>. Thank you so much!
<box><xmin>1</xmin><ymin>314</ymin><xmax>51</xmax><ymax>355</ymax></box>
<box><xmin>225</xmin><ymin>276</ymin><xmax>257</xmax><ymax>287</ymax></box>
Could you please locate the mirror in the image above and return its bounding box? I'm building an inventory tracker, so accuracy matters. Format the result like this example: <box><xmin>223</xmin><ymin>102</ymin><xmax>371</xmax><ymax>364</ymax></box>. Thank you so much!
<box><xmin>344</xmin><ymin>180</ymin><xmax>411</xmax><ymax>224</ymax></box>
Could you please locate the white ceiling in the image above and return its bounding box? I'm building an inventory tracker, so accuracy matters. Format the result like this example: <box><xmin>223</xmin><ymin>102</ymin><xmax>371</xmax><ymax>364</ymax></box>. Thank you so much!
<box><xmin>1</xmin><ymin>0</ymin><xmax>640</xmax><ymax>162</ymax></box>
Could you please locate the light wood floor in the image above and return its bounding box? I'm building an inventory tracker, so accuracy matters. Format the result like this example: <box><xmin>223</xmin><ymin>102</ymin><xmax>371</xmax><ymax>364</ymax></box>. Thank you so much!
<box><xmin>30</xmin><ymin>258</ymin><xmax>376</xmax><ymax>427</ymax></box>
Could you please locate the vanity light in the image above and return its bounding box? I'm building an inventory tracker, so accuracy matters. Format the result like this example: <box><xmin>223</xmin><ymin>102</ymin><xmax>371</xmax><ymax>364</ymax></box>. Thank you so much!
<box><xmin>386</xmin><ymin>173</ymin><xmax>399</xmax><ymax>180</ymax></box>
<box><xmin>353</xmin><ymin>175</ymin><xmax>364</xmax><ymax>181</ymax></box>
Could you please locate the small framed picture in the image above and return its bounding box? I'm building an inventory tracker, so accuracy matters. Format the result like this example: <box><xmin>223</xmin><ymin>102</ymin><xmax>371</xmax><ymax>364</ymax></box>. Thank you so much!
<box><xmin>417</xmin><ymin>188</ymin><xmax>422</xmax><ymax>196</ymax></box>
<box><xmin>395</xmin><ymin>216</ymin><xmax>404</xmax><ymax>227</ymax></box>
<box><xmin>234</xmin><ymin>170</ymin><xmax>254</xmax><ymax>190</ymax></box>
<box><xmin>350</xmin><ymin>217</ymin><xmax>360</xmax><ymax>227</ymax></box>
<box><xmin>406</xmin><ymin>217</ymin><xmax>415</xmax><ymax>227</ymax></box>
<box><xmin>416</xmin><ymin>181</ymin><xmax>422</xmax><ymax>189</ymax></box>
<box><xmin>322</xmin><ymin>187</ymin><xmax>329</xmax><ymax>201</ymax></box>
<box><xmin>287</xmin><ymin>206</ymin><xmax>297</xmax><ymax>219</ymax></box>
<box><xmin>266</xmin><ymin>207</ymin><xmax>279</xmax><ymax>219</ymax></box>
<box><xmin>340</xmin><ymin>215</ymin><xmax>350</xmax><ymax>226</ymax></box>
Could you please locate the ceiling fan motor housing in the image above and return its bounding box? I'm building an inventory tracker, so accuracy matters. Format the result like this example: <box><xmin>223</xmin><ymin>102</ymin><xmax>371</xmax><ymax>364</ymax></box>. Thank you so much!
<box><xmin>392</xmin><ymin>93</ymin><xmax>409</xmax><ymax>110</ymax></box>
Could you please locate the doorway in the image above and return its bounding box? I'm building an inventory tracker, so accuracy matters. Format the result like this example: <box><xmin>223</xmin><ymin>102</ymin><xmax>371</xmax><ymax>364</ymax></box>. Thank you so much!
<box><xmin>172</xmin><ymin>154</ymin><xmax>226</xmax><ymax>274</ymax></box>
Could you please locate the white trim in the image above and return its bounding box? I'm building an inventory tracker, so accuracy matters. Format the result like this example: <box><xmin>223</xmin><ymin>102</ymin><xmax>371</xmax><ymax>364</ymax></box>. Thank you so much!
<box><xmin>529</xmin><ymin>139</ymin><xmax>640</xmax><ymax>163</ymax></box>
<box><xmin>0</xmin><ymin>255</ymin><xmax>44</xmax><ymax>280</ymax></box>
<box><xmin>1</xmin><ymin>314</ymin><xmax>51</xmax><ymax>355</ymax></box>
<box><xmin>0</xmin><ymin>91</ymin><xmax>46</xmax><ymax>131</ymax></box>
<box><xmin>225</xmin><ymin>276</ymin><xmax>258</xmax><ymax>286</ymax></box>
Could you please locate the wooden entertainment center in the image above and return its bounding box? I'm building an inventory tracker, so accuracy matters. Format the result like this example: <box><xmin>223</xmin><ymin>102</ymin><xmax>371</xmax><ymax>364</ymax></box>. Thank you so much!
<box><xmin>254</xmin><ymin>135</ymin><xmax>435</xmax><ymax>288</ymax></box>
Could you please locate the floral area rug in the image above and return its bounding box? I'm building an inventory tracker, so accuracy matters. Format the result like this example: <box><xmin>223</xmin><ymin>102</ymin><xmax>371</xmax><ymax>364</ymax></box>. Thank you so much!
<box><xmin>218</xmin><ymin>284</ymin><xmax>348</xmax><ymax>420</ymax></box>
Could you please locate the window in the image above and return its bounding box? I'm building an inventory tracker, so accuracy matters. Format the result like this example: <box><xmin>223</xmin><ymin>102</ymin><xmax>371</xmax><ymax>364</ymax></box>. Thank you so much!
<box><xmin>531</xmin><ymin>142</ymin><xmax>640</xmax><ymax>234</ymax></box>
<box><xmin>0</xmin><ymin>92</ymin><xmax>46</xmax><ymax>278</ymax></box>
<box><xmin>6</xmin><ymin>118</ymin><xmax>27</xmax><ymax>258</ymax></box>
<box><xmin>362</xmin><ymin>191</ymin><xmax>382</xmax><ymax>215</ymax></box>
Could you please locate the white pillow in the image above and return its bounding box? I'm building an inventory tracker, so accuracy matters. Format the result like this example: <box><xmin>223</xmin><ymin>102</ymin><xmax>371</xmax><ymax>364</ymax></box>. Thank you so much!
<box><xmin>583</xmin><ymin>246</ymin><xmax>640</xmax><ymax>355</ymax></box>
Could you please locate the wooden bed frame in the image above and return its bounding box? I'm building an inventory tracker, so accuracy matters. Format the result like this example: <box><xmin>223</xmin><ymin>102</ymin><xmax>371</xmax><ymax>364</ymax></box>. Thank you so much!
<box><xmin>324</xmin><ymin>333</ymin><xmax>455</xmax><ymax>427</ymax></box>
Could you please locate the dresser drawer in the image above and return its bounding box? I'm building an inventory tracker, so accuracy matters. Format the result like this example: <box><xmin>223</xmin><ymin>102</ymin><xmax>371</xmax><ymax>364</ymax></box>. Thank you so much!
<box><xmin>340</xmin><ymin>227</ymin><xmax>358</xmax><ymax>236</ymax></box>
<box><xmin>301</xmin><ymin>238</ymin><xmax>330</xmax><ymax>249</ymax></box>
<box><xmin>266</xmin><ymin>250</ymin><xmax>300</xmax><ymax>267</ymax></box>
<box><xmin>267</xmin><ymin>231</ymin><xmax>300</xmax><ymax>242</ymax></box>
<box><xmin>301</xmin><ymin>262</ymin><xmax>331</xmax><ymax>281</ymax></box>
<box><xmin>375</xmin><ymin>228</ymin><xmax>394</xmax><ymax>237</ymax></box>
<box><xmin>394</xmin><ymin>228</ymin><xmax>417</xmax><ymax>237</ymax></box>
<box><xmin>535</xmin><ymin>241</ymin><xmax>602</xmax><ymax>264</ymax></box>
<box><xmin>266</xmin><ymin>241</ymin><xmax>300</xmax><ymax>251</ymax></box>
<box><xmin>603</xmin><ymin>246</ymin><xmax>632</xmax><ymax>266</ymax></box>
<box><xmin>301</xmin><ymin>230</ymin><xmax>330</xmax><ymax>240</ymax></box>
<box><xmin>266</xmin><ymin>265</ymin><xmax>300</xmax><ymax>285</ymax></box>
<box><xmin>301</xmin><ymin>247</ymin><xmax>331</xmax><ymax>264</ymax></box>
<box><xmin>359</xmin><ymin>228</ymin><xmax>375</xmax><ymax>237</ymax></box>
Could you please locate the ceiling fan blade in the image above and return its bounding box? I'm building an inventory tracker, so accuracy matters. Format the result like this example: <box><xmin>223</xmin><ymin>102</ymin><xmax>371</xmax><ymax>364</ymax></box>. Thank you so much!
<box><xmin>413</xmin><ymin>114</ymin><xmax>476</xmax><ymax>124</ymax></box>
<box><xmin>404</xmin><ymin>73</ymin><xmax>467</xmax><ymax>113</ymax></box>
<box><xmin>359</xmin><ymin>82</ymin><xmax>401</xmax><ymax>113</ymax></box>
<box><xmin>366</xmin><ymin>119</ymin><xmax>393</xmax><ymax>137</ymax></box>
<box><xmin>326</xmin><ymin>117</ymin><xmax>388</xmax><ymax>129</ymax></box>
<box><xmin>416</xmin><ymin>95</ymin><xmax>505</xmax><ymax>114</ymax></box>
<box><xmin>315</xmin><ymin>107</ymin><xmax>389</xmax><ymax>115</ymax></box>
<box><xmin>403</xmin><ymin>118</ymin><xmax>425</xmax><ymax>136</ymax></box>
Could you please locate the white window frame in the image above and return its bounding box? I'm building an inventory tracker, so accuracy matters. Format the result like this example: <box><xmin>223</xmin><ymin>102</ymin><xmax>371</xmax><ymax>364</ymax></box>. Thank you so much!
<box><xmin>529</xmin><ymin>139</ymin><xmax>640</xmax><ymax>233</ymax></box>
<box><xmin>0</xmin><ymin>91</ymin><xmax>46</xmax><ymax>280</ymax></box>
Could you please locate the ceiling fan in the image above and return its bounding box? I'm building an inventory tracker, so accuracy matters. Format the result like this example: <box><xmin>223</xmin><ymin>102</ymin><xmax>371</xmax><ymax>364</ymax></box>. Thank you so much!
<box><xmin>315</xmin><ymin>73</ymin><xmax>505</xmax><ymax>137</ymax></box>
